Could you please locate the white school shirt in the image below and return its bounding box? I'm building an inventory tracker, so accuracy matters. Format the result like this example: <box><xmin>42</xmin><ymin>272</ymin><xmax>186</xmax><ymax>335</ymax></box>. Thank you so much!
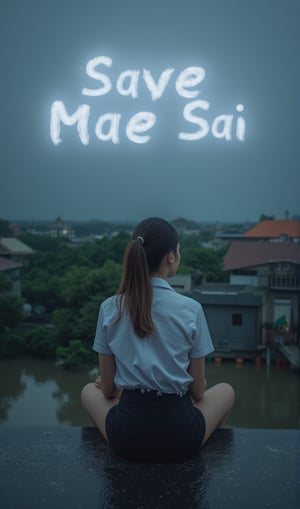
<box><xmin>93</xmin><ymin>277</ymin><xmax>214</xmax><ymax>395</ymax></box>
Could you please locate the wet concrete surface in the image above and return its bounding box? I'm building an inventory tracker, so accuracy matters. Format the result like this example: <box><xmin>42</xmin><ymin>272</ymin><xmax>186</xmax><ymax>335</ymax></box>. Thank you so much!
<box><xmin>0</xmin><ymin>427</ymin><xmax>299</xmax><ymax>508</ymax></box>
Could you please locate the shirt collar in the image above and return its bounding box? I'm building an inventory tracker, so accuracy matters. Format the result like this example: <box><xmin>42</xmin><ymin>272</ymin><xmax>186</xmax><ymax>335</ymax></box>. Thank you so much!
<box><xmin>151</xmin><ymin>277</ymin><xmax>175</xmax><ymax>292</ymax></box>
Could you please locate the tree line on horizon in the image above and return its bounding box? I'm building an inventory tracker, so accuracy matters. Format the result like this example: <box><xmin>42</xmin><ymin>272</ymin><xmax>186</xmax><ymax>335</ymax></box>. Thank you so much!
<box><xmin>0</xmin><ymin>216</ymin><xmax>255</xmax><ymax>238</ymax></box>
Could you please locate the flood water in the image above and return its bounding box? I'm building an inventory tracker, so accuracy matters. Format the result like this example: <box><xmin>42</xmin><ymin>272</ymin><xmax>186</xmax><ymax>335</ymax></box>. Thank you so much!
<box><xmin>0</xmin><ymin>357</ymin><xmax>299</xmax><ymax>429</ymax></box>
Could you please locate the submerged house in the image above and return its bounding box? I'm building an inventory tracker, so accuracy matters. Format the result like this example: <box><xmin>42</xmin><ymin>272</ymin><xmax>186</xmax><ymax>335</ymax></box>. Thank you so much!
<box><xmin>187</xmin><ymin>283</ymin><xmax>264</xmax><ymax>357</ymax></box>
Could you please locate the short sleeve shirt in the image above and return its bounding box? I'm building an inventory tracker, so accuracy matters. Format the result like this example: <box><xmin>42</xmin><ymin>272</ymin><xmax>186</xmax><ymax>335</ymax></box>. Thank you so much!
<box><xmin>93</xmin><ymin>277</ymin><xmax>214</xmax><ymax>395</ymax></box>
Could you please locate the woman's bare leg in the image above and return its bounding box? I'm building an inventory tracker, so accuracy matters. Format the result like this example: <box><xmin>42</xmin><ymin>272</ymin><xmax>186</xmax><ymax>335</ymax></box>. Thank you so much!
<box><xmin>81</xmin><ymin>383</ymin><xmax>119</xmax><ymax>442</ymax></box>
<box><xmin>193</xmin><ymin>383</ymin><xmax>235</xmax><ymax>446</ymax></box>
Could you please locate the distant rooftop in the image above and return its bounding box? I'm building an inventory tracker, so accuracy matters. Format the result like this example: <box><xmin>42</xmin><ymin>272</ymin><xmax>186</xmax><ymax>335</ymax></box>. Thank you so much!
<box><xmin>0</xmin><ymin>256</ymin><xmax>22</xmax><ymax>272</ymax></box>
<box><xmin>0</xmin><ymin>238</ymin><xmax>34</xmax><ymax>256</ymax></box>
<box><xmin>224</xmin><ymin>241</ymin><xmax>300</xmax><ymax>271</ymax></box>
<box><xmin>244</xmin><ymin>219</ymin><xmax>300</xmax><ymax>239</ymax></box>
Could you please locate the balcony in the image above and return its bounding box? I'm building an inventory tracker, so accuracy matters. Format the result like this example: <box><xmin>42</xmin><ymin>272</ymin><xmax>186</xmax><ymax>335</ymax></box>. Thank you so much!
<box><xmin>269</xmin><ymin>275</ymin><xmax>300</xmax><ymax>291</ymax></box>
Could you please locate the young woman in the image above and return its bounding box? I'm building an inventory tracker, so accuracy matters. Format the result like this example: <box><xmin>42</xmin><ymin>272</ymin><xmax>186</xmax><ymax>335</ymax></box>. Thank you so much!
<box><xmin>81</xmin><ymin>217</ymin><xmax>234</xmax><ymax>461</ymax></box>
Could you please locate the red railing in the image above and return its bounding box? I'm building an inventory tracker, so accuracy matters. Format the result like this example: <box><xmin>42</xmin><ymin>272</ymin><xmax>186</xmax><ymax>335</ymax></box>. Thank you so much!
<box><xmin>262</xmin><ymin>328</ymin><xmax>298</xmax><ymax>346</ymax></box>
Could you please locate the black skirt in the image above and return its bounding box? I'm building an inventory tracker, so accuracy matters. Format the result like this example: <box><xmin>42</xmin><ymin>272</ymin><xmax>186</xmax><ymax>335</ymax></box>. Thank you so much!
<box><xmin>105</xmin><ymin>389</ymin><xmax>206</xmax><ymax>462</ymax></box>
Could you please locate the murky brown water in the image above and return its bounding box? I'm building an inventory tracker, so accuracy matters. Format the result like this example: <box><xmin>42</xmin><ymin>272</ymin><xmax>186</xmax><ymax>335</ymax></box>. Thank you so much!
<box><xmin>0</xmin><ymin>357</ymin><xmax>299</xmax><ymax>428</ymax></box>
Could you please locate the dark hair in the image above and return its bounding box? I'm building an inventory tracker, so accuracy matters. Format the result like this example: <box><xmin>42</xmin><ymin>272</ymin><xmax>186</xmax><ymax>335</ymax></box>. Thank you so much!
<box><xmin>116</xmin><ymin>218</ymin><xmax>179</xmax><ymax>338</ymax></box>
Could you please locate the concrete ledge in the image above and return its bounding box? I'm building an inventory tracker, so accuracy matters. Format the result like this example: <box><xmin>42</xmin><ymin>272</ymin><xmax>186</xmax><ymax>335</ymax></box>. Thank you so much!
<box><xmin>0</xmin><ymin>427</ymin><xmax>299</xmax><ymax>508</ymax></box>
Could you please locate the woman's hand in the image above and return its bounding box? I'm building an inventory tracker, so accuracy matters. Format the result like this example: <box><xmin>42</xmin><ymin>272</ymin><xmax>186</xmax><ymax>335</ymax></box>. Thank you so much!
<box><xmin>95</xmin><ymin>375</ymin><xmax>122</xmax><ymax>399</ymax></box>
<box><xmin>94</xmin><ymin>376</ymin><xmax>102</xmax><ymax>389</ymax></box>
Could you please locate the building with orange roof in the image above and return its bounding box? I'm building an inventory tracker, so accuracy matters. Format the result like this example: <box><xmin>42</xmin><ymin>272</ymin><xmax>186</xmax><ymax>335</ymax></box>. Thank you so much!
<box><xmin>243</xmin><ymin>218</ymin><xmax>300</xmax><ymax>242</ymax></box>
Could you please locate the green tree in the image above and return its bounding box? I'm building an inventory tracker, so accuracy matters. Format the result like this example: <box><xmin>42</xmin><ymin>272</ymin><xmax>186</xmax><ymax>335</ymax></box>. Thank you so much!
<box><xmin>74</xmin><ymin>237</ymin><xmax>111</xmax><ymax>268</ymax></box>
<box><xmin>0</xmin><ymin>294</ymin><xmax>23</xmax><ymax>329</ymax></box>
<box><xmin>0</xmin><ymin>290</ymin><xmax>24</xmax><ymax>358</ymax></box>
<box><xmin>22</xmin><ymin>269</ymin><xmax>61</xmax><ymax>311</ymax></box>
<box><xmin>56</xmin><ymin>339</ymin><xmax>95</xmax><ymax>369</ymax></box>
<box><xmin>58</xmin><ymin>260</ymin><xmax>122</xmax><ymax>312</ymax></box>
<box><xmin>19</xmin><ymin>234</ymin><xmax>66</xmax><ymax>253</ymax></box>
<box><xmin>0</xmin><ymin>328</ymin><xmax>25</xmax><ymax>357</ymax></box>
<box><xmin>24</xmin><ymin>327</ymin><xmax>60</xmax><ymax>358</ymax></box>
<box><xmin>108</xmin><ymin>231</ymin><xmax>131</xmax><ymax>262</ymax></box>
<box><xmin>181</xmin><ymin>246</ymin><xmax>228</xmax><ymax>282</ymax></box>
<box><xmin>72</xmin><ymin>296</ymin><xmax>102</xmax><ymax>347</ymax></box>
<box><xmin>58</xmin><ymin>266</ymin><xmax>98</xmax><ymax>311</ymax></box>
<box><xmin>0</xmin><ymin>219</ymin><xmax>12</xmax><ymax>236</ymax></box>
<box><xmin>92</xmin><ymin>260</ymin><xmax>122</xmax><ymax>298</ymax></box>
<box><xmin>51</xmin><ymin>308</ymin><xmax>77</xmax><ymax>345</ymax></box>
<box><xmin>11</xmin><ymin>232</ymin><xmax>129</xmax><ymax>366</ymax></box>
<box><xmin>0</xmin><ymin>273</ymin><xmax>12</xmax><ymax>292</ymax></box>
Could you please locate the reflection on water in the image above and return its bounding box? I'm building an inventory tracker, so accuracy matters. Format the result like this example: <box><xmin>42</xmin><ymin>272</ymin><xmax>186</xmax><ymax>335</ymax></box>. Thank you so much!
<box><xmin>0</xmin><ymin>357</ymin><xmax>299</xmax><ymax>428</ymax></box>
<box><xmin>0</xmin><ymin>357</ymin><xmax>91</xmax><ymax>426</ymax></box>
<box><xmin>0</xmin><ymin>359</ymin><xmax>26</xmax><ymax>422</ymax></box>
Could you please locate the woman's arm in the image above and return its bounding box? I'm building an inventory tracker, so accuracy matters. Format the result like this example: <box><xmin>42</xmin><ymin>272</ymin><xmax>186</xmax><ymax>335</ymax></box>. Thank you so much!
<box><xmin>97</xmin><ymin>353</ymin><xmax>121</xmax><ymax>399</ymax></box>
<box><xmin>188</xmin><ymin>357</ymin><xmax>207</xmax><ymax>402</ymax></box>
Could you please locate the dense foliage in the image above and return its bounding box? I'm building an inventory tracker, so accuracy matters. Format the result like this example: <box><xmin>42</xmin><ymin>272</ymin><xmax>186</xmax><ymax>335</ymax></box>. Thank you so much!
<box><xmin>18</xmin><ymin>233</ymin><xmax>127</xmax><ymax>367</ymax></box>
<box><xmin>1</xmin><ymin>230</ymin><xmax>227</xmax><ymax>367</ymax></box>
<box><xmin>0</xmin><ymin>274</ymin><xmax>24</xmax><ymax>357</ymax></box>
<box><xmin>0</xmin><ymin>219</ymin><xmax>13</xmax><ymax>236</ymax></box>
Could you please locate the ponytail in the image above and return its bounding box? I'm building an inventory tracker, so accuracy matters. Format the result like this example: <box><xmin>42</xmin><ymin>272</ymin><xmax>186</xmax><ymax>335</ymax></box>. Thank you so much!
<box><xmin>116</xmin><ymin>239</ymin><xmax>154</xmax><ymax>338</ymax></box>
<box><xmin>115</xmin><ymin>217</ymin><xmax>179</xmax><ymax>338</ymax></box>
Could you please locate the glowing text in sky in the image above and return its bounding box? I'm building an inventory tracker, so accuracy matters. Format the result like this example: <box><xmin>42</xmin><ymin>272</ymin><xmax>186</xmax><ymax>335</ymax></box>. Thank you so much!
<box><xmin>50</xmin><ymin>55</ymin><xmax>246</xmax><ymax>145</ymax></box>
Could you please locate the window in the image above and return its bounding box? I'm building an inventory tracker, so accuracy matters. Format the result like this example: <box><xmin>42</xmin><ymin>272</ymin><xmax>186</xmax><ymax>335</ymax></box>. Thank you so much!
<box><xmin>232</xmin><ymin>313</ymin><xmax>242</xmax><ymax>326</ymax></box>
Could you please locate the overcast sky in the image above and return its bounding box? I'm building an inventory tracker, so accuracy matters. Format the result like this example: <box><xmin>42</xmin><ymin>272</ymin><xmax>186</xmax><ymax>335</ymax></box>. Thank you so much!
<box><xmin>0</xmin><ymin>0</ymin><xmax>299</xmax><ymax>224</ymax></box>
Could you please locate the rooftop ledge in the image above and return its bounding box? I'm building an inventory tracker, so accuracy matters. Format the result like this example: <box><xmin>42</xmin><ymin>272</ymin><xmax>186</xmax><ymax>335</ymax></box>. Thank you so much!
<box><xmin>0</xmin><ymin>426</ymin><xmax>298</xmax><ymax>509</ymax></box>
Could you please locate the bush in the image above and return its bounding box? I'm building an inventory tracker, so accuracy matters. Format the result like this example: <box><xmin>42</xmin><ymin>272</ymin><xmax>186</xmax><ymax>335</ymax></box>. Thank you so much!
<box><xmin>0</xmin><ymin>328</ymin><xmax>25</xmax><ymax>358</ymax></box>
<box><xmin>25</xmin><ymin>327</ymin><xmax>59</xmax><ymax>358</ymax></box>
<box><xmin>56</xmin><ymin>339</ymin><xmax>95</xmax><ymax>369</ymax></box>
<box><xmin>0</xmin><ymin>295</ymin><xmax>24</xmax><ymax>329</ymax></box>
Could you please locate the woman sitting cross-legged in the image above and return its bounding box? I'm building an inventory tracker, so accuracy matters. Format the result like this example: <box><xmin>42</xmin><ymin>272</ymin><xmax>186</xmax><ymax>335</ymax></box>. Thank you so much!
<box><xmin>81</xmin><ymin>217</ymin><xmax>235</xmax><ymax>462</ymax></box>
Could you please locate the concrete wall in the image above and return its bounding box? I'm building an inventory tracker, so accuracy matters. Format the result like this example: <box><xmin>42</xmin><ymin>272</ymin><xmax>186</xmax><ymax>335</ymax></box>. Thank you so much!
<box><xmin>189</xmin><ymin>288</ymin><xmax>263</xmax><ymax>352</ymax></box>
<box><xmin>202</xmin><ymin>304</ymin><xmax>260</xmax><ymax>351</ymax></box>
<box><xmin>168</xmin><ymin>274</ymin><xmax>192</xmax><ymax>293</ymax></box>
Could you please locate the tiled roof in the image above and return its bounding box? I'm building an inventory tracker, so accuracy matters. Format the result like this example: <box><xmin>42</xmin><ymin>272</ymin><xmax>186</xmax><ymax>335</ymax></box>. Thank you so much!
<box><xmin>244</xmin><ymin>220</ymin><xmax>300</xmax><ymax>239</ymax></box>
<box><xmin>0</xmin><ymin>238</ymin><xmax>34</xmax><ymax>255</ymax></box>
<box><xmin>223</xmin><ymin>241</ymin><xmax>300</xmax><ymax>271</ymax></box>
<box><xmin>0</xmin><ymin>256</ymin><xmax>22</xmax><ymax>272</ymax></box>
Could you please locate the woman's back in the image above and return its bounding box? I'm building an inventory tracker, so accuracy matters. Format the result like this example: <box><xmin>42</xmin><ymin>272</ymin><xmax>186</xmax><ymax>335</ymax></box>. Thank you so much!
<box><xmin>93</xmin><ymin>277</ymin><xmax>214</xmax><ymax>395</ymax></box>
